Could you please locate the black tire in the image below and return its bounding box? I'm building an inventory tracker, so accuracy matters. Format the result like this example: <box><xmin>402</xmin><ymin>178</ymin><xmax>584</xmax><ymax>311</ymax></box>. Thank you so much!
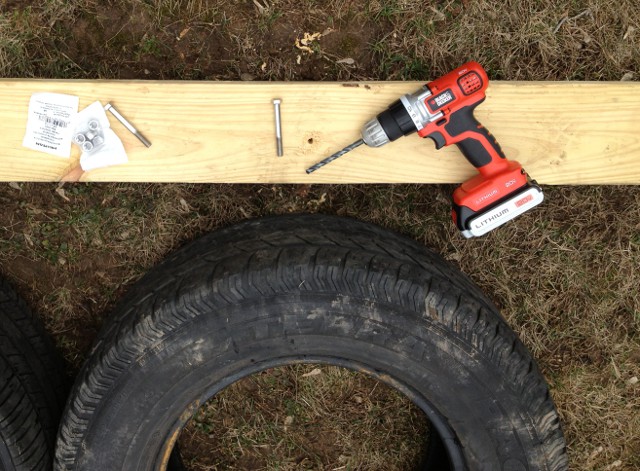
<box><xmin>56</xmin><ymin>215</ymin><xmax>568</xmax><ymax>470</ymax></box>
<box><xmin>0</xmin><ymin>277</ymin><xmax>67</xmax><ymax>470</ymax></box>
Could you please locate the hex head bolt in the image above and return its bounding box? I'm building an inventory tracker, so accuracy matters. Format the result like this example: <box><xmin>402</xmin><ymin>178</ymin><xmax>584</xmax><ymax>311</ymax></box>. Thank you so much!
<box><xmin>273</xmin><ymin>98</ymin><xmax>283</xmax><ymax>156</ymax></box>
<box><xmin>104</xmin><ymin>103</ymin><xmax>152</xmax><ymax>147</ymax></box>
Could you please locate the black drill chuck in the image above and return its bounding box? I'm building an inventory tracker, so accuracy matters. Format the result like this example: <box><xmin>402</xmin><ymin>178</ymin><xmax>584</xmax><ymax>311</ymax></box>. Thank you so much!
<box><xmin>376</xmin><ymin>100</ymin><xmax>419</xmax><ymax>142</ymax></box>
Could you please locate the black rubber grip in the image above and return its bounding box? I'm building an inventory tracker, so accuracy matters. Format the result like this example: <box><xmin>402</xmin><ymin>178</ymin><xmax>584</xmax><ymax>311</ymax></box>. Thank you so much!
<box><xmin>444</xmin><ymin>102</ymin><xmax>506</xmax><ymax>169</ymax></box>
<box><xmin>377</xmin><ymin>100</ymin><xmax>418</xmax><ymax>142</ymax></box>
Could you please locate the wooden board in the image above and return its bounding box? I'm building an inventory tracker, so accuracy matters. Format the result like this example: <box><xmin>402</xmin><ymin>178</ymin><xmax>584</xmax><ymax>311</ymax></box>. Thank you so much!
<box><xmin>1</xmin><ymin>80</ymin><xmax>639</xmax><ymax>184</ymax></box>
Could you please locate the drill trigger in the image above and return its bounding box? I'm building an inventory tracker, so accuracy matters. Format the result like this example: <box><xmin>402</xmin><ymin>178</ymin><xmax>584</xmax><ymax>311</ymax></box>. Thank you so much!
<box><xmin>426</xmin><ymin>131</ymin><xmax>446</xmax><ymax>150</ymax></box>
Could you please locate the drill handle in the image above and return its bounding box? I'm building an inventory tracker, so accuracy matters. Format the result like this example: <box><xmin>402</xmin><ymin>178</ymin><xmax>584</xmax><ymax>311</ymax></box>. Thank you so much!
<box><xmin>425</xmin><ymin>100</ymin><xmax>508</xmax><ymax>175</ymax></box>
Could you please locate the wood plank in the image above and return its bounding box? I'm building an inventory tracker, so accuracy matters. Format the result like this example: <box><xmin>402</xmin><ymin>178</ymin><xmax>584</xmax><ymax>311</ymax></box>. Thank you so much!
<box><xmin>1</xmin><ymin>80</ymin><xmax>639</xmax><ymax>184</ymax></box>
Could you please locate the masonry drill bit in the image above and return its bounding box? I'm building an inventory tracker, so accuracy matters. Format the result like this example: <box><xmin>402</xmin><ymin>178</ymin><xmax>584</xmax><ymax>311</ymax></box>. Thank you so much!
<box><xmin>305</xmin><ymin>139</ymin><xmax>364</xmax><ymax>174</ymax></box>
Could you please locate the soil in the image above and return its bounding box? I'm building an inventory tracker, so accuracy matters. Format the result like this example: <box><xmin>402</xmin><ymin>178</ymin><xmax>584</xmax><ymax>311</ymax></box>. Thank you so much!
<box><xmin>2</xmin><ymin>0</ymin><xmax>640</xmax><ymax>469</ymax></box>
<box><xmin>55</xmin><ymin>2</ymin><xmax>385</xmax><ymax>81</ymax></box>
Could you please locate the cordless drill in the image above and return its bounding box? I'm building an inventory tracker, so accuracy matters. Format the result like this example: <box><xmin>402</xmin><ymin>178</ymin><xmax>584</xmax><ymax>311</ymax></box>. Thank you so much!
<box><xmin>306</xmin><ymin>62</ymin><xmax>543</xmax><ymax>238</ymax></box>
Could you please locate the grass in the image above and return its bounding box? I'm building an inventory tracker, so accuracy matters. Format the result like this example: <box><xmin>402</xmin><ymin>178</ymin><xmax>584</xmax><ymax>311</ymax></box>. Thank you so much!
<box><xmin>180</xmin><ymin>364</ymin><xmax>429</xmax><ymax>470</ymax></box>
<box><xmin>1</xmin><ymin>0</ymin><xmax>639</xmax><ymax>469</ymax></box>
<box><xmin>1</xmin><ymin>183</ymin><xmax>638</xmax><ymax>469</ymax></box>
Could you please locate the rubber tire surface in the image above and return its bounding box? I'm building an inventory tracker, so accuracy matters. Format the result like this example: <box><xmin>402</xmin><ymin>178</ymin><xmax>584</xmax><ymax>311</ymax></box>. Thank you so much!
<box><xmin>0</xmin><ymin>278</ymin><xmax>67</xmax><ymax>470</ymax></box>
<box><xmin>56</xmin><ymin>215</ymin><xmax>568</xmax><ymax>470</ymax></box>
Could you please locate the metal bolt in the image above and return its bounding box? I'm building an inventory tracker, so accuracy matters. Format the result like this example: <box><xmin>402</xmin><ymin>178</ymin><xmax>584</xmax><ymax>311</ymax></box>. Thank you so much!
<box><xmin>74</xmin><ymin>133</ymin><xmax>86</xmax><ymax>144</ymax></box>
<box><xmin>273</xmin><ymin>98</ymin><xmax>283</xmax><ymax>157</ymax></box>
<box><xmin>82</xmin><ymin>141</ymin><xmax>94</xmax><ymax>152</ymax></box>
<box><xmin>104</xmin><ymin>103</ymin><xmax>152</xmax><ymax>148</ymax></box>
<box><xmin>85</xmin><ymin>130</ymin><xmax>97</xmax><ymax>141</ymax></box>
<box><xmin>88</xmin><ymin>120</ymin><xmax>99</xmax><ymax>131</ymax></box>
<box><xmin>92</xmin><ymin>135</ymin><xmax>104</xmax><ymax>147</ymax></box>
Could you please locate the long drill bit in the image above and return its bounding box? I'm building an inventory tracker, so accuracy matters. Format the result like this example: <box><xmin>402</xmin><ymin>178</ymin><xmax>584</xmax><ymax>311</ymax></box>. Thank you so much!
<box><xmin>305</xmin><ymin>139</ymin><xmax>364</xmax><ymax>174</ymax></box>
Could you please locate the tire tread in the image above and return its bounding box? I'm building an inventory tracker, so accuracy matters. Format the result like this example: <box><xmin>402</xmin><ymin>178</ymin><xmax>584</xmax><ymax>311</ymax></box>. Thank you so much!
<box><xmin>56</xmin><ymin>215</ymin><xmax>567</xmax><ymax>470</ymax></box>
<box><xmin>0</xmin><ymin>278</ymin><xmax>67</xmax><ymax>471</ymax></box>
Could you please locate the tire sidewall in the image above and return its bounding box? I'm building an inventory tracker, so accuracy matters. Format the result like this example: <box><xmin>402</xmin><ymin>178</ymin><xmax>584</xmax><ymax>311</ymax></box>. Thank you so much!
<box><xmin>74</xmin><ymin>293</ymin><xmax>542</xmax><ymax>471</ymax></box>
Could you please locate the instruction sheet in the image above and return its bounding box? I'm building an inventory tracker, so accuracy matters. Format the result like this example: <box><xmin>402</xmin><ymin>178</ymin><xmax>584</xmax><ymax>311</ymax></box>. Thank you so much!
<box><xmin>22</xmin><ymin>92</ymin><xmax>79</xmax><ymax>157</ymax></box>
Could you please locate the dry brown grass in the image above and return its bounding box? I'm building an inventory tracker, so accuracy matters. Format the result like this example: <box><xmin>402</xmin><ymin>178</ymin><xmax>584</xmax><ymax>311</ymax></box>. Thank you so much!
<box><xmin>1</xmin><ymin>183</ymin><xmax>637</xmax><ymax>469</ymax></box>
<box><xmin>1</xmin><ymin>0</ymin><xmax>639</xmax><ymax>468</ymax></box>
<box><xmin>180</xmin><ymin>364</ymin><xmax>429</xmax><ymax>470</ymax></box>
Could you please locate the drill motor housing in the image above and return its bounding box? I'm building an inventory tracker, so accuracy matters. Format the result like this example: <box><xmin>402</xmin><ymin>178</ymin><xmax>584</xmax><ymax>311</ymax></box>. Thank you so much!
<box><xmin>364</xmin><ymin>61</ymin><xmax>543</xmax><ymax>237</ymax></box>
<box><xmin>307</xmin><ymin>61</ymin><xmax>543</xmax><ymax>237</ymax></box>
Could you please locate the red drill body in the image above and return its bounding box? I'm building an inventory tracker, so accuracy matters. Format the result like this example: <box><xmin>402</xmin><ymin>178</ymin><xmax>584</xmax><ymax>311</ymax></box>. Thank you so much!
<box><xmin>307</xmin><ymin>62</ymin><xmax>543</xmax><ymax>238</ymax></box>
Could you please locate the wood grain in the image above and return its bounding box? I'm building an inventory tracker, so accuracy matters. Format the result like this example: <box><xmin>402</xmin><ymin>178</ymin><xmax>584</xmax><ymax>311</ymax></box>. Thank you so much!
<box><xmin>1</xmin><ymin>80</ymin><xmax>639</xmax><ymax>184</ymax></box>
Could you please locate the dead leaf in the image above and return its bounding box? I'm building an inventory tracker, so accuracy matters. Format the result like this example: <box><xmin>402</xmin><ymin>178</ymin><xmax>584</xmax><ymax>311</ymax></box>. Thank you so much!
<box><xmin>623</xmin><ymin>25</ymin><xmax>635</xmax><ymax>40</ymax></box>
<box><xmin>353</xmin><ymin>395</ymin><xmax>363</xmax><ymax>404</ymax></box>
<box><xmin>55</xmin><ymin>188</ymin><xmax>70</xmax><ymax>202</ymax></box>
<box><xmin>587</xmin><ymin>446</ymin><xmax>604</xmax><ymax>461</ymax></box>
<box><xmin>337</xmin><ymin>58</ymin><xmax>355</xmax><ymax>65</ymax></box>
<box><xmin>447</xmin><ymin>252</ymin><xmax>463</xmax><ymax>262</ymax></box>
<box><xmin>252</xmin><ymin>0</ymin><xmax>268</xmax><ymax>14</ymax></box>
<box><xmin>240</xmin><ymin>73</ymin><xmax>255</xmax><ymax>81</ymax></box>
<box><xmin>295</xmin><ymin>32</ymin><xmax>323</xmax><ymax>54</ymax></box>
<box><xmin>295</xmin><ymin>184</ymin><xmax>311</xmax><ymax>198</ymax></box>
<box><xmin>301</xmin><ymin>368</ymin><xmax>322</xmax><ymax>377</ymax></box>
<box><xmin>295</xmin><ymin>38</ymin><xmax>313</xmax><ymax>54</ymax></box>
<box><xmin>301</xmin><ymin>32</ymin><xmax>322</xmax><ymax>46</ymax></box>
<box><xmin>177</xmin><ymin>27</ymin><xmax>190</xmax><ymax>41</ymax></box>
<box><xmin>179</xmin><ymin>198</ymin><xmax>190</xmax><ymax>212</ymax></box>
<box><xmin>296</xmin><ymin>55</ymin><xmax>302</xmax><ymax>65</ymax></box>
<box><xmin>261</xmin><ymin>62</ymin><xmax>267</xmax><ymax>72</ymax></box>
<box><xmin>284</xmin><ymin>415</ymin><xmax>294</xmax><ymax>431</ymax></box>
<box><xmin>621</xmin><ymin>72</ymin><xmax>635</xmax><ymax>81</ymax></box>
<box><xmin>23</xmin><ymin>233</ymin><xmax>34</xmax><ymax>247</ymax></box>
<box><xmin>8</xmin><ymin>182</ymin><xmax>21</xmax><ymax>191</ymax></box>
<box><xmin>430</xmin><ymin>6</ymin><xmax>446</xmax><ymax>21</ymax></box>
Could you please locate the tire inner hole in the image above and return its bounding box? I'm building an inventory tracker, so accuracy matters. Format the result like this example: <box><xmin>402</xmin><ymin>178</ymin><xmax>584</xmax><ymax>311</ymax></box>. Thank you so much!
<box><xmin>177</xmin><ymin>364</ymin><xmax>433</xmax><ymax>470</ymax></box>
